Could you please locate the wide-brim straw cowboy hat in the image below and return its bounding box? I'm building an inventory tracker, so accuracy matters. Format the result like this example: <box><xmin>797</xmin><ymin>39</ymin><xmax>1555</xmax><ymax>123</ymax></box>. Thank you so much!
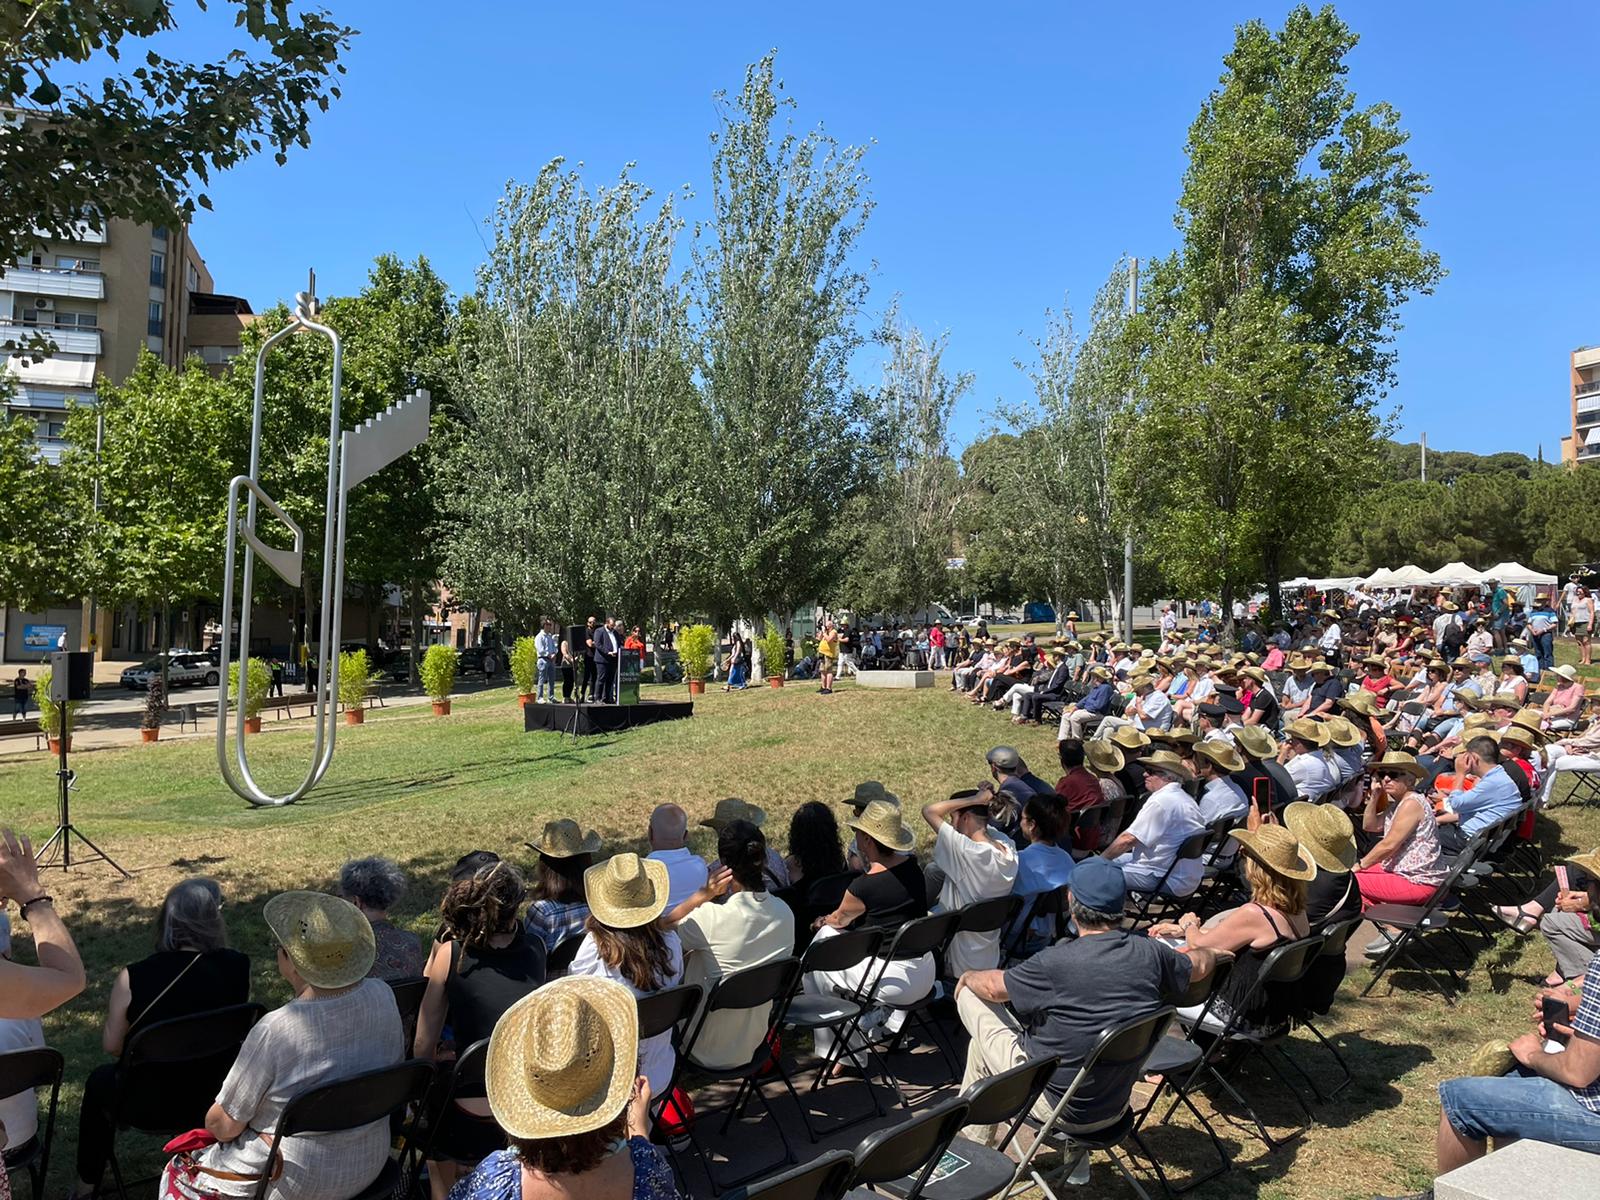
<box><xmin>584</xmin><ymin>853</ymin><xmax>671</xmax><ymax>929</ymax></box>
<box><xmin>486</xmin><ymin>976</ymin><xmax>639</xmax><ymax>1141</ymax></box>
<box><xmin>1108</xmin><ymin>725</ymin><xmax>1152</xmax><ymax>752</ymax></box>
<box><xmin>528</xmin><ymin>818</ymin><xmax>603</xmax><ymax>859</ymax></box>
<box><xmin>1240</xmin><ymin>666</ymin><xmax>1268</xmax><ymax>684</ymax></box>
<box><xmin>1361</xmin><ymin>654</ymin><xmax>1387</xmax><ymax>669</ymax></box>
<box><xmin>849</xmin><ymin>780</ymin><xmax>900</xmax><ymax>811</ymax></box>
<box><xmin>1284</xmin><ymin>717</ymin><xmax>1331</xmax><ymax>748</ymax></box>
<box><xmin>1139</xmin><ymin>749</ymin><xmax>1195</xmax><ymax>784</ymax></box>
<box><xmin>1229</xmin><ymin>824</ymin><xmax>1317</xmax><ymax>882</ymax></box>
<box><xmin>1283</xmin><ymin>801</ymin><xmax>1358</xmax><ymax>874</ymax></box>
<box><xmin>1323</xmin><ymin>716</ymin><xmax>1364</xmax><ymax>749</ymax></box>
<box><xmin>1502</xmin><ymin>709</ymin><xmax>1546</xmax><ymax>746</ymax></box>
<box><xmin>702</xmin><ymin>797</ymin><xmax>767</xmax><ymax>830</ymax></box>
<box><xmin>1365</xmin><ymin>750</ymin><xmax>1426</xmax><ymax>779</ymax></box>
<box><xmin>1567</xmin><ymin>849</ymin><xmax>1600</xmax><ymax>879</ymax></box>
<box><xmin>1234</xmin><ymin>725</ymin><xmax>1279</xmax><ymax>760</ymax></box>
<box><xmin>1450</xmin><ymin>689</ymin><xmax>1483</xmax><ymax>711</ymax></box>
<box><xmin>264</xmin><ymin>892</ymin><xmax>376</xmax><ymax>990</ymax></box>
<box><xmin>1339</xmin><ymin>690</ymin><xmax>1380</xmax><ymax>717</ymax></box>
<box><xmin>1084</xmin><ymin>741</ymin><xmax>1126</xmax><ymax>775</ymax></box>
<box><xmin>1194</xmin><ymin>739</ymin><xmax>1245</xmax><ymax>773</ymax></box>
<box><xmin>1554</xmin><ymin>664</ymin><xmax>1581</xmax><ymax>683</ymax></box>
<box><xmin>848</xmin><ymin>798</ymin><xmax>916</xmax><ymax>854</ymax></box>
<box><xmin>1308</xmin><ymin>660</ymin><xmax>1335</xmax><ymax>674</ymax></box>
<box><xmin>1150</xmin><ymin>727</ymin><xmax>1199</xmax><ymax>748</ymax></box>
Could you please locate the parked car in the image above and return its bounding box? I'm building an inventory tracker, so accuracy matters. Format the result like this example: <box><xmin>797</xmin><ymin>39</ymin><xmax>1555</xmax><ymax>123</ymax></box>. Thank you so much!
<box><xmin>121</xmin><ymin>652</ymin><xmax>220</xmax><ymax>691</ymax></box>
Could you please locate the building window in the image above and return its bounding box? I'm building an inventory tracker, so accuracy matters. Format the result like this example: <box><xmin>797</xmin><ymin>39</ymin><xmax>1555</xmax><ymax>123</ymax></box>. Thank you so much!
<box><xmin>147</xmin><ymin>300</ymin><xmax>164</xmax><ymax>337</ymax></box>
<box><xmin>152</xmin><ymin>226</ymin><xmax>168</xmax><ymax>243</ymax></box>
<box><xmin>149</xmin><ymin>251</ymin><xmax>166</xmax><ymax>287</ymax></box>
<box><xmin>54</xmin><ymin>255</ymin><xmax>99</xmax><ymax>272</ymax></box>
<box><xmin>186</xmin><ymin>261</ymin><xmax>199</xmax><ymax>292</ymax></box>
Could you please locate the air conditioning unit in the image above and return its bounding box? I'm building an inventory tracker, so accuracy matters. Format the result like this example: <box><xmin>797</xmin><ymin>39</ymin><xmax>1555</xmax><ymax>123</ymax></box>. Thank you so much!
<box><xmin>32</xmin><ymin>297</ymin><xmax>53</xmax><ymax>312</ymax></box>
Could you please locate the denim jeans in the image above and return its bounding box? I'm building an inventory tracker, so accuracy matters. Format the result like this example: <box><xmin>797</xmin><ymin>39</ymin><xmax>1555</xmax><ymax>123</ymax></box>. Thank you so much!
<box><xmin>1440</xmin><ymin>1071</ymin><xmax>1600</xmax><ymax>1151</ymax></box>
<box><xmin>536</xmin><ymin>658</ymin><xmax>556</xmax><ymax>700</ymax></box>
<box><xmin>1535</xmin><ymin>631</ymin><xmax>1556</xmax><ymax>671</ymax></box>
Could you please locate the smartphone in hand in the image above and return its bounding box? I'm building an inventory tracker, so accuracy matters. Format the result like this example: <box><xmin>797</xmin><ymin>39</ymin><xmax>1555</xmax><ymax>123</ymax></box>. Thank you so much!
<box><xmin>1544</xmin><ymin>995</ymin><xmax>1571</xmax><ymax>1054</ymax></box>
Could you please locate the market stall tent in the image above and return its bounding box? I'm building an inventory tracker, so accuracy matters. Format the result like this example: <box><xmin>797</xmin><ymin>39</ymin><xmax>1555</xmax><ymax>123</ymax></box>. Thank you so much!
<box><xmin>1480</xmin><ymin>561</ymin><xmax>1558</xmax><ymax>588</ymax></box>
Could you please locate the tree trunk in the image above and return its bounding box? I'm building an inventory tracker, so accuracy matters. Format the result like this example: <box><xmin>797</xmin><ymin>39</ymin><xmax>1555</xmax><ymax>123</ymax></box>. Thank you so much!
<box><xmin>1220</xmin><ymin>579</ymin><xmax>1236</xmax><ymax>649</ymax></box>
<box><xmin>158</xmin><ymin>598</ymin><xmax>172</xmax><ymax>694</ymax></box>
<box><xmin>408</xmin><ymin>579</ymin><xmax>424</xmax><ymax>686</ymax></box>
<box><xmin>1264</xmin><ymin>542</ymin><xmax>1284</xmax><ymax>626</ymax></box>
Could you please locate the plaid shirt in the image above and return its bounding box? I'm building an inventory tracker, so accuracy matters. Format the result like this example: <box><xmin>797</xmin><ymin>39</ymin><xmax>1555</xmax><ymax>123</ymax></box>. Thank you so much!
<box><xmin>525</xmin><ymin>899</ymin><xmax>590</xmax><ymax>955</ymax></box>
<box><xmin>1570</xmin><ymin>952</ymin><xmax>1600</xmax><ymax>1114</ymax></box>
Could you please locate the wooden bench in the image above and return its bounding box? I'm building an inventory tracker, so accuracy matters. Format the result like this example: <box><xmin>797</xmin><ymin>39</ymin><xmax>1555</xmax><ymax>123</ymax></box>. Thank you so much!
<box><xmin>264</xmin><ymin>692</ymin><xmax>320</xmax><ymax>721</ymax></box>
<box><xmin>0</xmin><ymin>726</ymin><xmax>47</xmax><ymax>752</ymax></box>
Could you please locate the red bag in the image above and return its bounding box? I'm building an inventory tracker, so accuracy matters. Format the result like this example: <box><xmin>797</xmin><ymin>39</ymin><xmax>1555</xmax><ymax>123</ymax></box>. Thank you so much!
<box><xmin>657</xmin><ymin>1087</ymin><xmax>695</xmax><ymax>1136</ymax></box>
<box><xmin>163</xmin><ymin>1129</ymin><xmax>217</xmax><ymax>1154</ymax></box>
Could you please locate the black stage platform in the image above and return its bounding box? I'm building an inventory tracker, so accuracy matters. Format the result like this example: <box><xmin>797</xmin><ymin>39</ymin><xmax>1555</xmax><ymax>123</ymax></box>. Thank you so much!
<box><xmin>523</xmin><ymin>699</ymin><xmax>694</xmax><ymax>736</ymax></box>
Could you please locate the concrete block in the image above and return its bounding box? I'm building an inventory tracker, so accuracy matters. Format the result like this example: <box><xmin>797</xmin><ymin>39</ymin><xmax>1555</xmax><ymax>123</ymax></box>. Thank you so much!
<box><xmin>1435</xmin><ymin>1138</ymin><xmax>1600</xmax><ymax>1200</ymax></box>
<box><xmin>854</xmin><ymin>670</ymin><xmax>936</xmax><ymax>690</ymax></box>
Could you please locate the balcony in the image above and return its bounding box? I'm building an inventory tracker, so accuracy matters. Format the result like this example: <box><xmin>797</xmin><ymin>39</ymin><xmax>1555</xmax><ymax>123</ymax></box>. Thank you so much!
<box><xmin>0</xmin><ymin>320</ymin><xmax>101</xmax><ymax>357</ymax></box>
<box><xmin>0</xmin><ymin>264</ymin><xmax>104</xmax><ymax>300</ymax></box>
<box><xmin>1579</xmin><ymin>378</ymin><xmax>1600</xmax><ymax>399</ymax></box>
<box><xmin>7</xmin><ymin>386</ymin><xmax>95</xmax><ymax>411</ymax></box>
<box><xmin>31</xmin><ymin>219</ymin><xmax>106</xmax><ymax>245</ymax></box>
<box><xmin>3</xmin><ymin>354</ymin><xmax>95</xmax><ymax>388</ymax></box>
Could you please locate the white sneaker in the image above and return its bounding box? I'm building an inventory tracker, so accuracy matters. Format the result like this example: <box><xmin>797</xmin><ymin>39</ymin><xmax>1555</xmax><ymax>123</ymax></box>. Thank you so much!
<box><xmin>1064</xmin><ymin>1151</ymin><xmax>1092</xmax><ymax>1186</ymax></box>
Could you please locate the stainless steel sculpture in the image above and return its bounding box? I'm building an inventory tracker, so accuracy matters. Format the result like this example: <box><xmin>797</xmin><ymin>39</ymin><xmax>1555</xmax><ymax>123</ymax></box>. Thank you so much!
<box><xmin>217</xmin><ymin>275</ymin><xmax>431</xmax><ymax>807</ymax></box>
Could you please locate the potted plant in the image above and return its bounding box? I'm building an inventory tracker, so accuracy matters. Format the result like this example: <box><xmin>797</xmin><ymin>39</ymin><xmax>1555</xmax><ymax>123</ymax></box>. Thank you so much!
<box><xmin>422</xmin><ymin>644</ymin><xmax>458</xmax><ymax>715</ymax></box>
<box><xmin>677</xmin><ymin>625</ymin><xmax>714</xmax><ymax>696</ymax></box>
<box><xmin>510</xmin><ymin>636</ymin><xmax>538</xmax><ymax>707</ymax></box>
<box><xmin>141</xmin><ymin>674</ymin><xmax>165</xmax><ymax>742</ymax></box>
<box><xmin>338</xmin><ymin>649</ymin><xmax>370</xmax><ymax>725</ymax></box>
<box><xmin>228</xmin><ymin>658</ymin><xmax>271</xmax><ymax>733</ymax></box>
<box><xmin>760</xmin><ymin>627</ymin><xmax>787</xmax><ymax>687</ymax></box>
<box><xmin>35</xmin><ymin>667</ymin><xmax>82</xmax><ymax>753</ymax></box>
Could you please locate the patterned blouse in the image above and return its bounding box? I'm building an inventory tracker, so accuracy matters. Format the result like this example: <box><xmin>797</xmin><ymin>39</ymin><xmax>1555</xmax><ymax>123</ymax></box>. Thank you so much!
<box><xmin>448</xmin><ymin>1138</ymin><xmax>678</xmax><ymax>1200</ymax></box>
<box><xmin>1381</xmin><ymin>793</ymin><xmax>1448</xmax><ymax>887</ymax></box>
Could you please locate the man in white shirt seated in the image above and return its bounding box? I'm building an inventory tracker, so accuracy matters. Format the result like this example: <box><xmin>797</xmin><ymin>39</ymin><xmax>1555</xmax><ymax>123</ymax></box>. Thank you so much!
<box><xmin>1194</xmin><ymin>741</ymin><xmax>1249</xmax><ymax>825</ymax></box>
<box><xmin>1278</xmin><ymin>718</ymin><xmax>1337</xmax><ymax>801</ymax></box>
<box><xmin>1093</xmin><ymin>674</ymin><xmax>1173</xmax><ymax>740</ymax></box>
<box><xmin>923</xmin><ymin>788</ymin><xmax>1018</xmax><ymax>975</ymax></box>
<box><xmin>646</xmin><ymin>803</ymin><xmax>709</xmax><ymax>908</ymax></box>
<box><xmin>1102</xmin><ymin>751</ymin><xmax>1206</xmax><ymax>896</ymax></box>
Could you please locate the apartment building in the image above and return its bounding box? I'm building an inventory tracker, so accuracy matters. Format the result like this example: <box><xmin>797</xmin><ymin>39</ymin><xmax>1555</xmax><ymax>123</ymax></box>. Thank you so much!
<box><xmin>1559</xmin><ymin>344</ymin><xmax>1600</xmax><ymax>465</ymax></box>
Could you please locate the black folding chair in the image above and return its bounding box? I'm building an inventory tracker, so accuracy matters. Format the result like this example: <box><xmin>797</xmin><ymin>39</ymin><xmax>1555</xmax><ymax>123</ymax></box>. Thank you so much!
<box><xmin>724</xmin><ymin>1148</ymin><xmax>854</xmax><ymax>1200</ymax></box>
<box><xmin>1169</xmin><ymin>935</ymin><xmax>1326</xmax><ymax>1153</ymax></box>
<box><xmin>1554</xmin><ymin>765</ymin><xmax>1600</xmax><ymax>808</ymax></box>
<box><xmin>1013</xmin><ymin>1008</ymin><xmax>1177</xmax><ymax>1200</ymax></box>
<box><xmin>841</xmin><ymin>1096</ymin><xmax>970</xmax><ymax>1200</ymax></box>
<box><xmin>874</xmin><ymin>1057</ymin><xmax>1059</xmax><ymax>1200</ymax></box>
<box><xmin>1125</xmin><ymin>830</ymin><xmax>1210</xmax><ymax>927</ymax></box>
<box><xmin>941</xmin><ymin>895</ymin><xmax>1024</xmax><ymax>978</ymax></box>
<box><xmin>386</xmin><ymin>974</ymin><xmax>427</xmax><ymax>1024</ymax></box>
<box><xmin>546</xmin><ymin>932</ymin><xmax>585</xmax><ymax>976</ymax></box>
<box><xmin>777</xmin><ymin>927</ymin><xmax>885</xmax><ymax>1140</ymax></box>
<box><xmin>408</xmin><ymin>1037</ymin><xmax>493</xmax><ymax>1194</ymax></box>
<box><xmin>1285</xmin><ymin>916</ymin><xmax>1365</xmax><ymax>1101</ymax></box>
<box><xmin>1129</xmin><ymin>962</ymin><xmax>1234</xmax><ymax>1195</ymax></box>
<box><xmin>851</xmin><ymin>913</ymin><xmax>963</xmax><ymax>1106</ymax></box>
<box><xmin>249</xmin><ymin>1059</ymin><xmax>436</xmax><ymax>1200</ymax></box>
<box><xmin>1003</xmin><ymin>887</ymin><xmax>1067</xmax><ymax>964</ymax></box>
<box><xmin>0</xmin><ymin>1047</ymin><xmax>62</xmax><ymax>1200</ymax></box>
<box><xmin>103</xmin><ymin>1002</ymin><xmax>267</xmax><ymax>1199</ymax></box>
<box><xmin>1362</xmin><ymin>832</ymin><xmax>1493</xmax><ymax>1004</ymax></box>
<box><xmin>668</xmin><ymin>962</ymin><xmax>799</xmax><ymax>1193</ymax></box>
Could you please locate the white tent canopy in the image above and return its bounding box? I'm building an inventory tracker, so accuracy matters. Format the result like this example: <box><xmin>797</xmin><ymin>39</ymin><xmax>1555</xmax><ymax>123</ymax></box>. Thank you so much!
<box><xmin>1481</xmin><ymin>561</ymin><xmax>1558</xmax><ymax>588</ymax></box>
<box><xmin>1421</xmin><ymin>561</ymin><xmax>1485</xmax><ymax>587</ymax></box>
<box><xmin>1388</xmin><ymin>564</ymin><xmax>1434</xmax><ymax>586</ymax></box>
<box><xmin>1361</xmin><ymin>567</ymin><xmax>1401</xmax><ymax>587</ymax></box>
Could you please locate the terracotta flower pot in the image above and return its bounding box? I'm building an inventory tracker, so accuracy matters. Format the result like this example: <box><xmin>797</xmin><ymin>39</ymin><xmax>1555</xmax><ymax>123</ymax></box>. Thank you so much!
<box><xmin>244</xmin><ymin>717</ymin><xmax>262</xmax><ymax>734</ymax></box>
<box><xmin>140</xmin><ymin>728</ymin><xmax>159</xmax><ymax>743</ymax></box>
<box><xmin>769</xmin><ymin>676</ymin><xmax>784</xmax><ymax>688</ymax></box>
<box><xmin>518</xmin><ymin>693</ymin><xmax>534</xmax><ymax>709</ymax></box>
<box><xmin>687</xmin><ymin>679</ymin><xmax>706</xmax><ymax>696</ymax></box>
<box><xmin>345</xmin><ymin>708</ymin><xmax>364</xmax><ymax>726</ymax></box>
<box><xmin>48</xmin><ymin>737</ymin><xmax>71</xmax><ymax>754</ymax></box>
<box><xmin>432</xmin><ymin>699</ymin><xmax>452</xmax><ymax>716</ymax></box>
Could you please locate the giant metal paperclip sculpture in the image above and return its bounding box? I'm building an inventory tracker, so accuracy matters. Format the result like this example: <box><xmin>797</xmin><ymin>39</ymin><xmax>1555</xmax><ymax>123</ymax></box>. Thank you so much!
<box><xmin>216</xmin><ymin>275</ymin><xmax>431</xmax><ymax>807</ymax></box>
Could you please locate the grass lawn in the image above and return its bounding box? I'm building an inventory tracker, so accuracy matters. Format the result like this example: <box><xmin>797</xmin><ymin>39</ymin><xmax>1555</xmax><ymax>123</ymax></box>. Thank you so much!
<box><xmin>4</xmin><ymin>676</ymin><xmax>1597</xmax><ymax>1198</ymax></box>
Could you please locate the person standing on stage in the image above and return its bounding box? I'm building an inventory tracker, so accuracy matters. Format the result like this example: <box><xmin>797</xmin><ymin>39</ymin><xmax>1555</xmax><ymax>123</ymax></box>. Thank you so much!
<box><xmin>580</xmin><ymin>615</ymin><xmax>599</xmax><ymax>701</ymax></box>
<box><xmin>593</xmin><ymin>616</ymin><xmax>621</xmax><ymax>703</ymax></box>
<box><xmin>535</xmin><ymin>617</ymin><xmax>561</xmax><ymax>705</ymax></box>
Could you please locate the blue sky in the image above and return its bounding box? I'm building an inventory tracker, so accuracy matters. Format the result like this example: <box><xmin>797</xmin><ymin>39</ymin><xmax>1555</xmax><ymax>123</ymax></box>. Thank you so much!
<box><xmin>170</xmin><ymin>1</ymin><xmax>1599</xmax><ymax>459</ymax></box>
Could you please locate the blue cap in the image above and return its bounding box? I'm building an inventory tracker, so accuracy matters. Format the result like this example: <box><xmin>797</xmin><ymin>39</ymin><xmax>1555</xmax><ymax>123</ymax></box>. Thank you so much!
<box><xmin>1068</xmin><ymin>857</ymin><xmax>1126</xmax><ymax>912</ymax></box>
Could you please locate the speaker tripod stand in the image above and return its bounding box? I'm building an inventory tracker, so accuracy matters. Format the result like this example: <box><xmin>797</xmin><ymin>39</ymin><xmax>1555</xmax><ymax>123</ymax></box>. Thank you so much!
<box><xmin>36</xmin><ymin>704</ymin><xmax>130</xmax><ymax>877</ymax></box>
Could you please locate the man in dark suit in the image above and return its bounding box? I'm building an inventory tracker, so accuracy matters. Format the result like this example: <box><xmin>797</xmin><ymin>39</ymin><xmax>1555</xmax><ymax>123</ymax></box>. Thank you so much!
<box><xmin>592</xmin><ymin>616</ymin><xmax>621</xmax><ymax>703</ymax></box>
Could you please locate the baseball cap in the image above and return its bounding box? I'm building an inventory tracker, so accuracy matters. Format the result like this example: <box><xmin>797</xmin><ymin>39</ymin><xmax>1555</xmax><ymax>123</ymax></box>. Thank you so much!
<box><xmin>1068</xmin><ymin>858</ymin><xmax>1126</xmax><ymax>912</ymax></box>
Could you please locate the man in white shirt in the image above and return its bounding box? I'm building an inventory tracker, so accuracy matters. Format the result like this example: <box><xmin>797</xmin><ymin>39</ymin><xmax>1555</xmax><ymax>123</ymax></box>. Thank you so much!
<box><xmin>924</xmin><ymin>789</ymin><xmax>1018</xmax><ymax>975</ymax></box>
<box><xmin>534</xmin><ymin>617</ymin><xmax>561</xmax><ymax>704</ymax></box>
<box><xmin>1319</xmin><ymin>613</ymin><xmax>1343</xmax><ymax>659</ymax></box>
<box><xmin>1194</xmin><ymin>741</ymin><xmax>1249</xmax><ymax>825</ymax></box>
<box><xmin>646</xmin><ymin>804</ymin><xmax>709</xmax><ymax>908</ymax></box>
<box><xmin>1279</xmin><ymin>719</ymin><xmax>1336</xmax><ymax>801</ymax></box>
<box><xmin>1102</xmin><ymin>751</ymin><xmax>1206</xmax><ymax>895</ymax></box>
<box><xmin>1094</xmin><ymin>675</ymin><xmax>1173</xmax><ymax>739</ymax></box>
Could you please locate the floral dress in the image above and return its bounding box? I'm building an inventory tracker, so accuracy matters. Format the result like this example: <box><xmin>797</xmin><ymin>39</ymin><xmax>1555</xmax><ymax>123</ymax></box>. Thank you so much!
<box><xmin>1382</xmin><ymin>794</ymin><xmax>1448</xmax><ymax>887</ymax></box>
<box><xmin>448</xmin><ymin>1138</ymin><xmax>678</xmax><ymax>1200</ymax></box>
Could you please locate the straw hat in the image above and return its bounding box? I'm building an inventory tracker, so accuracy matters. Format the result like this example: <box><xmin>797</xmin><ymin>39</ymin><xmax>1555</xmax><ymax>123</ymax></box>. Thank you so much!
<box><xmin>1339</xmin><ymin>690</ymin><xmax>1380</xmax><ymax>718</ymax></box>
<box><xmin>1229</xmin><ymin>824</ymin><xmax>1317</xmax><ymax>882</ymax></box>
<box><xmin>1240</xmin><ymin>666</ymin><xmax>1267</xmax><ymax>684</ymax></box>
<box><xmin>848</xmin><ymin>780</ymin><xmax>900</xmax><ymax>812</ymax></box>
<box><xmin>702</xmin><ymin>797</ymin><xmax>767</xmax><ymax>831</ymax></box>
<box><xmin>1108</xmin><ymin>725</ymin><xmax>1152</xmax><ymax>752</ymax></box>
<box><xmin>1503</xmin><ymin>708</ymin><xmax>1546</xmax><ymax>746</ymax></box>
<box><xmin>263</xmin><ymin>892</ymin><xmax>376</xmax><ymax>990</ymax></box>
<box><xmin>1365</xmin><ymin>750</ymin><xmax>1426</xmax><ymax>779</ymax></box>
<box><xmin>1089</xmin><ymin>666</ymin><xmax>1113</xmax><ymax>682</ymax></box>
<box><xmin>1233</xmin><ymin>725</ymin><xmax>1279</xmax><ymax>760</ymax></box>
<box><xmin>1139</xmin><ymin>749</ymin><xmax>1194</xmax><ymax>784</ymax></box>
<box><xmin>847</xmin><ymin>798</ymin><xmax>917</xmax><ymax>854</ymax></box>
<box><xmin>1193</xmin><ymin>739</ymin><xmax>1245</xmax><ymax>773</ymax></box>
<box><xmin>583</xmin><ymin>853</ymin><xmax>671</xmax><ymax>929</ymax></box>
<box><xmin>1323</xmin><ymin>715</ymin><xmax>1364</xmax><ymax>749</ymax></box>
<box><xmin>528</xmin><ymin>818</ymin><xmax>603</xmax><ymax>859</ymax></box>
<box><xmin>1487</xmin><ymin>693</ymin><xmax>1521</xmax><ymax>712</ymax></box>
<box><xmin>1500</xmin><ymin>658</ymin><xmax>1525</xmax><ymax>675</ymax></box>
<box><xmin>1450</xmin><ymin>688</ymin><xmax>1483</xmax><ymax>711</ymax></box>
<box><xmin>1150</xmin><ymin>727</ymin><xmax>1199</xmax><ymax>748</ymax></box>
<box><xmin>486</xmin><ymin>976</ymin><xmax>639</xmax><ymax>1140</ymax></box>
<box><xmin>1361</xmin><ymin>654</ymin><xmax>1386</xmax><ymax>669</ymax></box>
<box><xmin>1286</xmin><ymin>654</ymin><xmax>1313</xmax><ymax>672</ymax></box>
<box><xmin>1308</xmin><ymin>660</ymin><xmax>1335</xmax><ymax>675</ymax></box>
<box><xmin>1284</xmin><ymin>717</ymin><xmax>1331</xmax><ymax>748</ymax></box>
<box><xmin>1567</xmin><ymin>849</ymin><xmax>1600</xmax><ymax>879</ymax></box>
<box><xmin>1282</xmin><ymin>802</ymin><xmax>1358</xmax><ymax>873</ymax></box>
<box><xmin>1084</xmin><ymin>741</ymin><xmax>1125</xmax><ymax>775</ymax></box>
<box><xmin>1554</xmin><ymin>664</ymin><xmax>1581</xmax><ymax>683</ymax></box>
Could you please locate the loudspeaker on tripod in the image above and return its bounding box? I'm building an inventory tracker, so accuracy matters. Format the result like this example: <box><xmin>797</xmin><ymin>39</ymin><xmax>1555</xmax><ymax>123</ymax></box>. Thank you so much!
<box><xmin>48</xmin><ymin>651</ymin><xmax>93</xmax><ymax>703</ymax></box>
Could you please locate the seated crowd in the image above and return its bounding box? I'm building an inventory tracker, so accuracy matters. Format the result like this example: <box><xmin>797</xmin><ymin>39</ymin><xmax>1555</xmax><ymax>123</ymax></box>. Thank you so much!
<box><xmin>0</xmin><ymin>590</ymin><xmax>1596</xmax><ymax>1200</ymax></box>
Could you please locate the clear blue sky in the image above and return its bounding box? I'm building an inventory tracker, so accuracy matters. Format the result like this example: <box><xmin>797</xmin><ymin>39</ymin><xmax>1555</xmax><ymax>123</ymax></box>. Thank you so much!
<box><xmin>172</xmin><ymin>1</ymin><xmax>1599</xmax><ymax>460</ymax></box>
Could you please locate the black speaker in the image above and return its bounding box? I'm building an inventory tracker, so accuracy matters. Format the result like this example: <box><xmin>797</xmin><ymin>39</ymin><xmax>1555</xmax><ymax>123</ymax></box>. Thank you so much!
<box><xmin>567</xmin><ymin>624</ymin><xmax>587</xmax><ymax>655</ymax></box>
<box><xmin>49</xmin><ymin>651</ymin><xmax>94</xmax><ymax>703</ymax></box>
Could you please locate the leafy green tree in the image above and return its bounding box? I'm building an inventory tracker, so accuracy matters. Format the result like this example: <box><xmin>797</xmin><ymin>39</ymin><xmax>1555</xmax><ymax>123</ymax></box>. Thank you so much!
<box><xmin>1</xmin><ymin>0</ymin><xmax>353</xmax><ymax>266</ymax></box>
<box><xmin>1127</xmin><ymin>4</ymin><xmax>1442</xmax><ymax>639</ymax></box>
<box><xmin>695</xmin><ymin>52</ymin><xmax>873</xmax><ymax>625</ymax></box>
<box><xmin>63</xmin><ymin>353</ymin><xmax>240</xmax><ymax>684</ymax></box>
<box><xmin>0</xmin><ymin>401</ymin><xmax>86</xmax><ymax>611</ymax></box>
